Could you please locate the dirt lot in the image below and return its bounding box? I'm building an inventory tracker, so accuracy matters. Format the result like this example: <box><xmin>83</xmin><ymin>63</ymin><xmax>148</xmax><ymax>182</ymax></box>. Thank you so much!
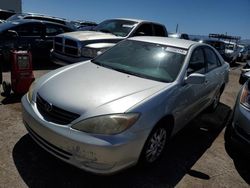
<box><xmin>0</xmin><ymin>61</ymin><xmax>249</xmax><ymax>188</ymax></box>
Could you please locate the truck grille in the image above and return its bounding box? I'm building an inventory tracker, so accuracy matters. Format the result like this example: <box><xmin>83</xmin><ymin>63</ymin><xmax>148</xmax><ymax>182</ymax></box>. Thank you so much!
<box><xmin>36</xmin><ymin>94</ymin><xmax>80</xmax><ymax>125</ymax></box>
<box><xmin>54</xmin><ymin>37</ymin><xmax>80</xmax><ymax>57</ymax></box>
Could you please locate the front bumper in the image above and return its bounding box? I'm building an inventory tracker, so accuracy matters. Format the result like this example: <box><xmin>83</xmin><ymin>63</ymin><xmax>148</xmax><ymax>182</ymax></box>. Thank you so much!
<box><xmin>50</xmin><ymin>50</ymin><xmax>90</xmax><ymax>66</ymax></box>
<box><xmin>21</xmin><ymin>95</ymin><xmax>146</xmax><ymax>174</ymax></box>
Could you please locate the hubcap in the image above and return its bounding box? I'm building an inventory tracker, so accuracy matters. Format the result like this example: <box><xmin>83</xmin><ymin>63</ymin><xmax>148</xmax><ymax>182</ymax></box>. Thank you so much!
<box><xmin>145</xmin><ymin>127</ymin><xmax>167</xmax><ymax>163</ymax></box>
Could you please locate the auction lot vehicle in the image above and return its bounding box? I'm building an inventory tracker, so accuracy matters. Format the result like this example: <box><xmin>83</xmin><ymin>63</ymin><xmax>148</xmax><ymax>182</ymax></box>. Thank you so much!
<box><xmin>22</xmin><ymin>37</ymin><xmax>229</xmax><ymax>174</ymax></box>
<box><xmin>239</xmin><ymin>61</ymin><xmax>250</xmax><ymax>84</ymax></box>
<box><xmin>225</xmin><ymin>78</ymin><xmax>250</xmax><ymax>156</ymax></box>
<box><xmin>237</xmin><ymin>44</ymin><xmax>248</xmax><ymax>62</ymax></box>
<box><xmin>0</xmin><ymin>19</ymin><xmax>74</xmax><ymax>63</ymax></box>
<box><xmin>209</xmin><ymin>33</ymin><xmax>241</xmax><ymax>64</ymax></box>
<box><xmin>51</xmin><ymin>18</ymin><xmax>168</xmax><ymax>65</ymax></box>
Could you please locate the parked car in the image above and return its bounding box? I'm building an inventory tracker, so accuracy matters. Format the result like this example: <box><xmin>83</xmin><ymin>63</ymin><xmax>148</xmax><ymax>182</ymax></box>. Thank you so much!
<box><xmin>239</xmin><ymin>61</ymin><xmax>250</xmax><ymax>84</ymax></box>
<box><xmin>7</xmin><ymin>13</ymin><xmax>77</xmax><ymax>30</ymax></box>
<box><xmin>51</xmin><ymin>18</ymin><xmax>168</xmax><ymax>65</ymax></box>
<box><xmin>237</xmin><ymin>44</ymin><xmax>248</xmax><ymax>62</ymax></box>
<box><xmin>0</xmin><ymin>19</ymin><xmax>74</xmax><ymax>64</ymax></box>
<box><xmin>22</xmin><ymin>37</ymin><xmax>229</xmax><ymax>174</ymax></box>
<box><xmin>225</xmin><ymin>78</ymin><xmax>250</xmax><ymax>156</ymax></box>
<box><xmin>168</xmin><ymin>33</ymin><xmax>190</xmax><ymax>40</ymax></box>
<box><xmin>198</xmin><ymin>39</ymin><xmax>226</xmax><ymax>61</ymax></box>
<box><xmin>224</xmin><ymin>41</ymin><xmax>241</xmax><ymax>64</ymax></box>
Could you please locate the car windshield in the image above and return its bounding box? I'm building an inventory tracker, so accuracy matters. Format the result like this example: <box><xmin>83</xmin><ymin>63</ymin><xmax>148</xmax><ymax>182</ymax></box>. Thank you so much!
<box><xmin>92</xmin><ymin>40</ymin><xmax>186</xmax><ymax>83</ymax></box>
<box><xmin>93</xmin><ymin>19</ymin><xmax>138</xmax><ymax>37</ymax></box>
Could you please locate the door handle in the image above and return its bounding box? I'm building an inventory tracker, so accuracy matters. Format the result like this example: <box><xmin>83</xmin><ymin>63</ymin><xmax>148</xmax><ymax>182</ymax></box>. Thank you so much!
<box><xmin>205</xmin><ymin>80</ymin><xmax>209</xmax><ymax>85</ymax></box>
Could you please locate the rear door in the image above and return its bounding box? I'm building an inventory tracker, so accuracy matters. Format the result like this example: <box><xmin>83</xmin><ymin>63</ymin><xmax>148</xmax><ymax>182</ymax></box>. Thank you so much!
<box><xmin>203</xmin><ymin>46</ymin><xmax>223</xmax><ymax>102</ymax></box>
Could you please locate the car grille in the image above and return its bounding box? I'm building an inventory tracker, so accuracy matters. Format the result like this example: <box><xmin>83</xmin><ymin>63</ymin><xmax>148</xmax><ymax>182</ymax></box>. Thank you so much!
<box><xmin>54</xmin><ymin>37</ymin><xmax>80</xmax><ymax>57</ymax></box>
<box><xmin>36</xmin><ymin>94</ymin><xmax>80</xmax><ymax>125</ymax></box>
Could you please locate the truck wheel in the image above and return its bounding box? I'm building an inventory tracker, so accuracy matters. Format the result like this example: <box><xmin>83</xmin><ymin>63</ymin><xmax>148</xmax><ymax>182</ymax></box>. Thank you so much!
<box><xmin>2</xmin><ymin>81</ymin><xmax>11</xmax><ymax>97</ymax></box>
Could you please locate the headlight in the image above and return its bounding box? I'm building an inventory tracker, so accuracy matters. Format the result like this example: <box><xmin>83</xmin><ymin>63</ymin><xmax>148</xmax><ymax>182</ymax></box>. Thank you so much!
<box><xmin>240</xmin><ymin>82</ymin><xmax>250</xmax><ymax>109</ymax></box>
<box><xmin>71</xmin><ymin>113</ymin><xmax>139</xmax><ymax>135</ymax></box>
<box><xmin>81</xmin><ymin>47</ymin><xmax>107</xmax><ymax>58</ymax></box>
<box><xmin>27</xmin><ymin>81</ymin><xmax>36</xmax><ymax>103</ymax></box>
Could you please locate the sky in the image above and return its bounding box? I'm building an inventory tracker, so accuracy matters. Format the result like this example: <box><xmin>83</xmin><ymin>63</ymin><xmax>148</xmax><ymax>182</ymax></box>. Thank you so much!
<box><xmin>22</xmin><ymin>0</ymin><xmax>250</xmax><ymax>39</ymax></box>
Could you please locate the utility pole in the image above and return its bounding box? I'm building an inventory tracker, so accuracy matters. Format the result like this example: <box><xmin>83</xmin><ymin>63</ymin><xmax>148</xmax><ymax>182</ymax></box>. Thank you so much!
<box><xmin>175</xmin><ymin>24</ymin><xmax>179</xmax><ymax>33</ymax></box>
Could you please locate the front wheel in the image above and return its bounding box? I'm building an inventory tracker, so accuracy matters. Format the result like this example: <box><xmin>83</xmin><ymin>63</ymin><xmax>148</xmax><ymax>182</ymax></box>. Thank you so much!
<box><xmin>140</xmin><ymin>125</ymin><xmax>168</xmax><ymax>165</ymax></box>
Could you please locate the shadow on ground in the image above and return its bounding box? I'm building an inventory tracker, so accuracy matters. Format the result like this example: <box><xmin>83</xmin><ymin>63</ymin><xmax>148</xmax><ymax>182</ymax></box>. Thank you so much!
<box><xmin>13</xmin><ymin>103</ymin><xmax>231</xmax><ymax>188</ymax></box>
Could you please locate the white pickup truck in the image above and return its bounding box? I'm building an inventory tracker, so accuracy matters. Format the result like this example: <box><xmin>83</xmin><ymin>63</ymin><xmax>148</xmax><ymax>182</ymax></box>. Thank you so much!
<box><xmin>51</xmin><ymin>18</ymin><xmax>168</xmax><ymax>65</ymax></box>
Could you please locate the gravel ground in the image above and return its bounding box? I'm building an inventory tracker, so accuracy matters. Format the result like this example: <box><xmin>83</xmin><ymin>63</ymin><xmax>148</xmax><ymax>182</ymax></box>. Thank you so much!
<box><xmin>0</xmin><ymin>61</ymin><xmax>249</xmax><ymax>188</ymax></box>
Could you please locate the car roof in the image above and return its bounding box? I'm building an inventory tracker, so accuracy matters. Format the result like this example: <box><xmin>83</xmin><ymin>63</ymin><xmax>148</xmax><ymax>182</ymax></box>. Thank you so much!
<box><xmin>129</xmin><ymin>36</ymin><xmax>197</xmax><ymax>49</ymax></box>
<box><xmin>0</xmin><ymin>19</ymin><xmax>72</xmax><ymax>32</ymax></box>
<box><xmin>107</xmin><ymin>18</ymin><xmax>164</xmax><ymax>25</ymax></box>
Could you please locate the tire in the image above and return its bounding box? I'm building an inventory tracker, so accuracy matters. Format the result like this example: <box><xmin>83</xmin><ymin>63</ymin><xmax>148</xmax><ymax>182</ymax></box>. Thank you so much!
<box><xmin>139</xmin><ymin>125</ymin><xmax>169</xmax><ymax>165</ymax></box>
<box><xmin>208</xmin><ymin>90</ymin><xmax>221</xmax><ymax>112</ymax></box>
<box><xmin>2</xmin><ymin>81</ymin><xmax>11</xmax><ymax>96</ymax></box>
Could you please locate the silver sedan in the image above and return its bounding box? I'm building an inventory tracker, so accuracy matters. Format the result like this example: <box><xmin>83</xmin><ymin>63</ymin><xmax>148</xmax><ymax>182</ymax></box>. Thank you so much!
<box><xmin>22</xmin><ymin>37</ymin><xmax>229</xmax><ymax>174</ymax></box>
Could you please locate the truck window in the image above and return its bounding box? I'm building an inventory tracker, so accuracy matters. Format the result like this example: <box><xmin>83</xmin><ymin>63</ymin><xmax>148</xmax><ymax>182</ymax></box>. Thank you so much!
<box><xmin>134</xmin><ymin>24</ymin><xmax>153</xmax><ymax>36</ymax></box>
<box><xmin>153</xmin><ymin>24</ymin><xmax>166</xmax><ymax>36</ymax></box>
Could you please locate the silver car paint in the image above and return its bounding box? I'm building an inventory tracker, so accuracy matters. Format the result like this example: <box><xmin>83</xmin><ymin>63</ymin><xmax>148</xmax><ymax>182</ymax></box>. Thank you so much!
<box><xmin>22</xmin><ymin>37</ymin><xmax>229</xmax><ymax>174</ymax></box>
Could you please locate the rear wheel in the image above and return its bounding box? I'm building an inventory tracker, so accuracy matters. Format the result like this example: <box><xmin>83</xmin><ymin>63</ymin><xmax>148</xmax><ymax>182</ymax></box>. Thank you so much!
<box><xmin>140</xmin><ymin>125</ymin><xmax>168</xmax><ymax>165</ymax></box>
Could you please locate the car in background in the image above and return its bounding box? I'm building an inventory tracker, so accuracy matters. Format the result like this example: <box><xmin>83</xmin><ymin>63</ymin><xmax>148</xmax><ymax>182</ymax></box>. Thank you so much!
<box><xmin>7</xmin><ymin>13</ymin><xmax>77</xmax><ymax>30</ymax></box>
<box><xmin>168</xmin><ymin>33</ymin><xmax>190</xmax><ymax>40</ymax></box>
<box><xmin>51</xmin><ymin>18</ymin><xmax>168</xmax><ymax>65</ymax></box>
<box><xmin>237</xmin><ymin>44</ymin><xmax>248</xmax><ymax>62</ymax></box>
<box><xmin>225</xmin><ymin>78</ymin><xmax>250</xmax><ymax>156</ymax></box>
<box><xmin>224</xmin><ymin>41</ymin><xmax>241</xmax><ymax>64</ymax></box>
<box><xmin>0</xmin><ymin>19</ymin><xmax>74</xmax><ymax>64</ymax></box>
<box><xmin>239</xmin><ymin>61</ymin><xmax>250</xmax><ymax>84</ymax></box>
<box><xmin>22</xmin><ymin>37</ymin><xmax>229</xmax><ymax>174</ymax></box>
<box><xmin>198</xmin><ymin>39</ymin><xmax>226</xmax><ymax>61</ymax></box>
<box><xmin>71</xmin><ymin>20</ymin><xmax>98</xmax><ymax>30</ymax></box>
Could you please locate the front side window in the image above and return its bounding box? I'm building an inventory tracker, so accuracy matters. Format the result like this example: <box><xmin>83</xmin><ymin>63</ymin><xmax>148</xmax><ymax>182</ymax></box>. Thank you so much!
<box><xmin>92</xmin><ymin>40</ymin><xmax>186</xmax><ymax>83</ymax></box>
<box><xmin>188</xmin><ymin>48</ymin><xmax>205</xmax><ymax>75</ymax></box>
<box><xmin>93</xmin><ymin>19</ymin><xmax>138</xmax><ymax>37</ymax></box>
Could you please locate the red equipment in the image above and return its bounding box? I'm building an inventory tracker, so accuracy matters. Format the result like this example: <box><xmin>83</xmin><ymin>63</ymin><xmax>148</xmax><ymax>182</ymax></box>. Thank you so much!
<box><xmin>3</xmin><ymin>49</ymin><xmax>34</xmax><ymax>96</ymax></box>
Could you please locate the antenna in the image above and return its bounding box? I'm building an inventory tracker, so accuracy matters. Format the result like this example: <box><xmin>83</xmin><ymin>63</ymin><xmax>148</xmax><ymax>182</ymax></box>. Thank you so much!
<box><xmin>175</xmin><ymin>24</ymin><xmax>179</xmax><ymax>33</ymax></box>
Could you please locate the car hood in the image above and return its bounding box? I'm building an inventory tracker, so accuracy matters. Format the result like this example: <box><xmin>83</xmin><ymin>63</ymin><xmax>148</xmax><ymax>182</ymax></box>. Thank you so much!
<box><xmin>58</xmin><ymin>31</ymin><xmax>123</xmax><ymax>41</ymax></box>
<box><xmin>36</xmin><ymin>62</ymin><xmax>168</xmax><ymax>117</ymax></box>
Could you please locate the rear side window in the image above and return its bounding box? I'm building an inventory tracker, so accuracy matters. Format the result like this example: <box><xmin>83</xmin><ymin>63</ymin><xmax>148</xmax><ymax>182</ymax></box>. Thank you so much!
<box><xmin>153</xmin><ymin>24</ymin><xmax>166</xmax><ymax>36</ymax></box>
<box><xmin>134</xmin><ymin>24</ymin><xmax>153</xmax><ymax>36</ymax></box>
<box><xmin>15</xmin><ymin>23</ymin><xmax>43</xmax><ymax>36</ymax></box>
<box><xmin>204</xmin><ymin>47</ymin><xmax>221</xmax><ymax>71</ymax></box>
<box><xmin>188</xmin><ymin>48</ymin><xmax>205</xmax><ymax>75</ymax></box>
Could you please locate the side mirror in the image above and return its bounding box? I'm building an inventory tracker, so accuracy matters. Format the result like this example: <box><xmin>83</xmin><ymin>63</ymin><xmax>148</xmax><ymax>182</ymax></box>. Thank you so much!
<box><xmin>185</xmin><ymin>73</ymin><xmax>205</xmax><ymax>84</ymax></box>
<box><xmin>5</xmin><ymin>30</ymin><xmax>19</xmax><ymax>39</ymax></box>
